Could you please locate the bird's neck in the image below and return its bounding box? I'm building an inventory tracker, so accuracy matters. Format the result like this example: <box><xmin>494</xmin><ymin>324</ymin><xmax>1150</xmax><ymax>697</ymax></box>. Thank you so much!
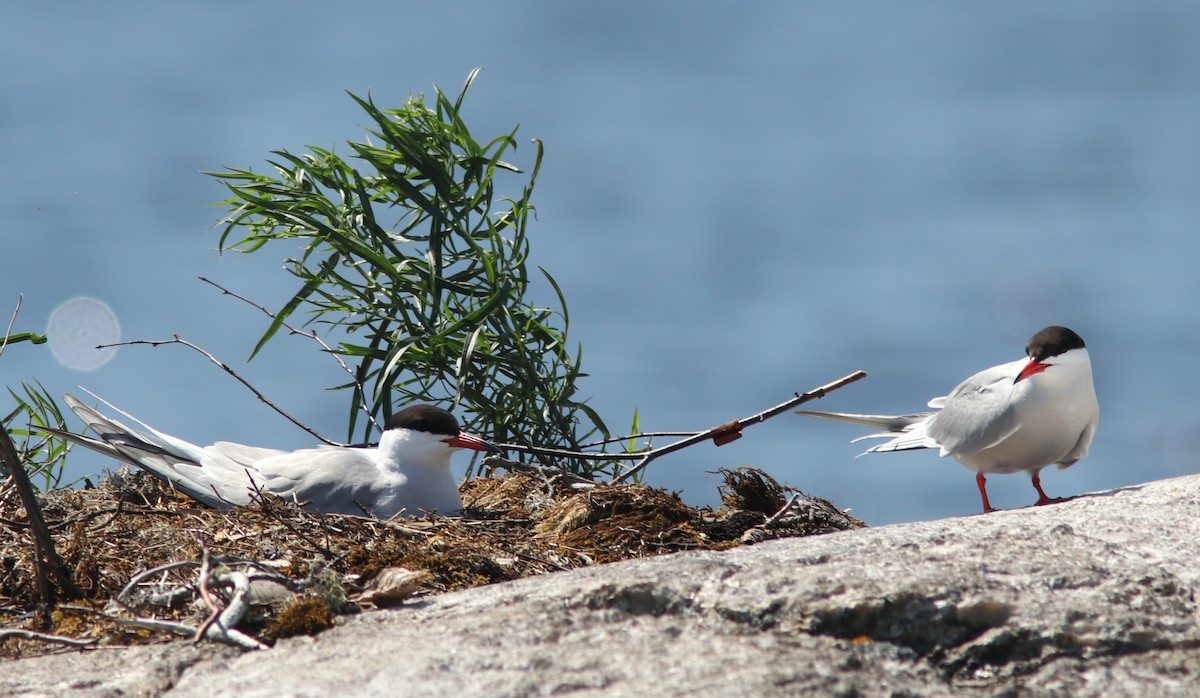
<box><xmin>377</xmin><ymin>429</ymin><xmax>452</xmax><ymax>473</ymax></box>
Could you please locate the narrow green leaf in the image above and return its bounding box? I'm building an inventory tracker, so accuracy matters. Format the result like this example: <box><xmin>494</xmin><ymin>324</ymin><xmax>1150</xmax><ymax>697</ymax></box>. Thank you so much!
<box><xmin>249</xmin><ymin>253</ymin><xmax>341</xmax><ymax>361</ymax></box>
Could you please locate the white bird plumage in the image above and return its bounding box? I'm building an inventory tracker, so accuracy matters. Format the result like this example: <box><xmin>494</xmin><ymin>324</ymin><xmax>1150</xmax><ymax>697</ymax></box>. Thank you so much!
<box><xmin>48</xmin><ymin>392</ymin><xmax>495</xmax><ymax>518</ymax></box>
<box><xmin>797</xmin><ymin>326</ymin><xmax>1099</xmax><ymax>513</ymax></box>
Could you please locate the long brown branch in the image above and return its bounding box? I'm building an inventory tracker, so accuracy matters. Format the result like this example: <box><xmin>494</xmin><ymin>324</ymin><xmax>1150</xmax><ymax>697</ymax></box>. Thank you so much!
<box><xmin>491</xmin><ymin>371</ymin><xmax>867</xmax><ymax>482</ymax></box>
<box><xmin>578</xmin><ymin>431</ymin><xmax>698</xmax><ymax>449</ymax></box>
<box><xmin>612</xmin><ymin>370</ymin><xmax>867</xmax><ymax>483</ymax></box>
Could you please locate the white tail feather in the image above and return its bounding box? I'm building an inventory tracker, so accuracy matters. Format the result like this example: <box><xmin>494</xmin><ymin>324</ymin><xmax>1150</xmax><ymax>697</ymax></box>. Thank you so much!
<box><xmin>796</xmin><ymin>410</ymin><xmax>941</xmax><ymax>455</ymax></box>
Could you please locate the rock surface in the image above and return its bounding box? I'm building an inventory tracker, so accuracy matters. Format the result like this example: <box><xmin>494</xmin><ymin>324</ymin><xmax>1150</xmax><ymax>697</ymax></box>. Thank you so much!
<box><xmin>7</xmin><ymin>475</ymin><xmax>1200</xmax><ymax>697</ymax></box>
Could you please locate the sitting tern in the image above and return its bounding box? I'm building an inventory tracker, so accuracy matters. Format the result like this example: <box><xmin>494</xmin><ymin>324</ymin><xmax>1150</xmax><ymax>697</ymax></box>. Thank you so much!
<box><xmin>796</xmin><ymin>326</ymin><xmax>1099</xmax><ymax>513</ymax></box>
<box><xmin>50</xmin><ymin>393</ymin><xmax>496</xmax><ymax>518</ymax></box>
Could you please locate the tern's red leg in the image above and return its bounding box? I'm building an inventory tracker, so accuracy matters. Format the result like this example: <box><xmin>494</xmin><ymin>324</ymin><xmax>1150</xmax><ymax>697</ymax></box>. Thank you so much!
<box><xmin>976</xmin><ymin>472</ymin><xmax>997</xmax><ymax>513</ymax></box>
<box><xmin>1031</xmin><ymin>473</ymin><xmax>1069</xmax><ymax>506</ymax></box>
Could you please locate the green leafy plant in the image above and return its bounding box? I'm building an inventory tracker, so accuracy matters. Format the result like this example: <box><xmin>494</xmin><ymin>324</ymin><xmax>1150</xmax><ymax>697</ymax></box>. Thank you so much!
<box><xmin>2</xmin><ymin>301</ymin><xmax>71</xmax><ymax>489</ymax></box>
<box><xmin>208</xmin><ymin>70</ymin><xmax>612</xmax><ymax>476</ymax></box>
<box><xmin>2</xmin><ymin>382</ymin><xmax>71</xmax><ymax>490</ymax></box>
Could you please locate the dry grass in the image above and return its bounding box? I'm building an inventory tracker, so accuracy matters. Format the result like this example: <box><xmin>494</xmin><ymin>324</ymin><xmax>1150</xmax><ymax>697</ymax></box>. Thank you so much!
<box><xmin>0</xmin><ymin>465</ymin><xmax>863</xmax><ymax>659</ymax></box>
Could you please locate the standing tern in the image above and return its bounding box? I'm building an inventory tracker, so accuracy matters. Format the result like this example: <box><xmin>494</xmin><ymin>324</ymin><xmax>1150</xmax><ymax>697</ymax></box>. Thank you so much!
<box><xmin>796</xmin><ymin>326</ymin><xmax>1099</xmax><ymax>513</ymax></box>
<box><xmin>49</xmin><ymin>393</ymin><xmax>496</xmax><ymax>518</ymax></box>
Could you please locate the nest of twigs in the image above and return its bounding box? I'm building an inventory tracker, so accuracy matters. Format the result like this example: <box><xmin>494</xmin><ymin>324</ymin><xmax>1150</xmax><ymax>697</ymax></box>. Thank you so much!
<box><xmin>0</xmin><ymin>465</ymin><xmax>862</xmax><ymax>659</ymax></box>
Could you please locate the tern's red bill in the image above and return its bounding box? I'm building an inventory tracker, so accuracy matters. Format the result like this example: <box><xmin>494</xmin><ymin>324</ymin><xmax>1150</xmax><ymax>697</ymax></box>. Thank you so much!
<box><xmin>1015</xmin><ymin>359</ymin><xmax>1050</xmax><ymax>383</ymax></box>
<box><xmin>442</xmin><ymin>431</ymin><xmax>496</xmax><ymax>452</ymax></box>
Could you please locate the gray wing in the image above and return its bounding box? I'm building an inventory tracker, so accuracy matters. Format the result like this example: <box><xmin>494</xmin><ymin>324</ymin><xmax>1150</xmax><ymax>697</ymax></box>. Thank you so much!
<box><xmin>925</xmin><ymin>360</ymin><xmax>1023</xmax><ymax>458</ymax></box>
<box><xmin>249</xmin><ymin>447</ymin><xmax>405</xmax><ymax>515</ymax></box>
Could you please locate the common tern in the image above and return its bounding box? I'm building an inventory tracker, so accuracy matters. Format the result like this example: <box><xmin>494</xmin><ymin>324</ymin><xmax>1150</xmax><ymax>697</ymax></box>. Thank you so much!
<box><xmin>796</xmin><ymin>326</ymin><xmax>1099</xmax><ymax>513</ymax></box>
<box><xmin>49</xmin><ymin>393</ymin><xmax>496</xmax><ymax>518</ymax></box>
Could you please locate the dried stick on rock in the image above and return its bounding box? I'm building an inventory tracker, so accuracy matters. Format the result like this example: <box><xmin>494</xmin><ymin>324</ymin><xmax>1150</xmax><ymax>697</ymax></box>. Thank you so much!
<box><xmin>201</xmin><ymin>570</ymin><xmax>268</xmax><ymax>650</ymax></box>
<box><xmin>58</xmin><ymin>604</ymin><xmax>197</xmax><ymax>638</ymax></box>
<box><xmin>191</xmin><ymin>539</ymin><xmax>271</xmax><ymax>650</ymax></box>
<box><xmin>0</xmin><ymin>628</ymin><xmax>98</xmax><ymax>648</ymax></box>
<box><xmin>193</xmin><ymin>537</ymin><xmax>221</xmax><ymax>643</ymax></box>
<box><xmin>610</xmin><ymin>370</ymin><xmax>868</xmax><ymax>483</ymax></box>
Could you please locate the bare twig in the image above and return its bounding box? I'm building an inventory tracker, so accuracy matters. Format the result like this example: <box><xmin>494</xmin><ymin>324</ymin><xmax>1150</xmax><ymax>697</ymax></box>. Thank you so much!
<box><xmin>244</xmin><ymin>476</ymin><xmax>335</xmax><ymax>559</ymax></box>
<box><xmin>198</xmin><ymin>276</ymin><xmax>382</xmax><ymax>435</ymax></box>
<box><xmin>97</xmin><ymin>335</ymin><xmax>343</xmax><ymax>446</ymax></box>
<box><xmin>0</xmin><ymin>425</ymin><xmax>81</xmax><ymax>620</ymax></box>
<box><xmin>762</xmin><ymin>492</ymin><xmax>802</xmax><ymax>528</ymax></box>
<box><xmin>495</xmin><ymin>442</ymin><xmax>649</xmax><ymax>461</ymax></box>
<box><xmin>112</xmin><ymin>560</ymin><xmax>199</xmax><ymax>611</ymax></box>
<box><xmin>612</xmin><ymin>371</ymin><xmax>867</xmax><ymax>483</ymax></box>
<box><xmin>45</xmin><ymin>501</ymin><xmax>189</xmax><ymax>533</ymax></box>
<box><xmin>480</xmin><ymin>455</ymin><xmax>595</xmax><ymax>485</ymax></box>
<box><xmin>59</xmin><ymin>604</ymin><xmax>196</xmax><ymax>637</ymax></box>
<box><xmin>193</xmin><ymin>537</ymin><xmax>222</xmax><ymax>644</ymax></box>
<box><xmin>0</xmin><ymin>294</ymin><xmax>24</xmax><ymax>360</ymax></box>
<box><xmin>110</xmin><ymin>547</ymin><xmax>281</xmax><ymax>650</ymax></box>
<box><xmin>202</xmin><ymin>571</ymin><xmax>268</xmax><ymax>650</ymax></box>
<box><xmin>492</xmin><ymin>372</ymin><xmax>868</xmax><ymax>482</ymax></box>
<box><xmin>578</xmin><ymin>431</ymin><xmax>697</xmax><ymax>449</ymax></box>
<box><xmin>0</xmin><ymin>628</ymin><xmax>98</xmax><ymax>648</ymax></box>
<box><xmin>108</xmin><ymin>616</ymin><xmax>197</xmax><ymax>637</ymax></box>
<box><xmin>364</xmin><ymin>517</ymin><xmax>438</xmax><ymax>538</ymax></box>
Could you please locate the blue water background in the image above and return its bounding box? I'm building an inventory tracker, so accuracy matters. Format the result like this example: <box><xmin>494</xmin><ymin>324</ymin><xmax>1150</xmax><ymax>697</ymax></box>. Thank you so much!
<box><xmin>3</xmin><ymin>2</ymin><xmax>1199</xmax><ymax>524</ymax></box>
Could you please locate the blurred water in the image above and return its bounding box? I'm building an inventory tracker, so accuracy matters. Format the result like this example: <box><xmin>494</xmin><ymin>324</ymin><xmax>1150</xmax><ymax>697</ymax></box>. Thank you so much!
<box><xmin>3</xmin><ymin>2</ymin><xmax>1198</xmax><ymax>524</ymax></box>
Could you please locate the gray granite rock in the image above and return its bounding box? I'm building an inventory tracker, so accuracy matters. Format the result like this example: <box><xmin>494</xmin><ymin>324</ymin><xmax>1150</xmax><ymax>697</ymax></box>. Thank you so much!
<box><xmin>6</xmin><ymin>475</ymin><xmax>1200</xmax><ymax>697</ymax></box>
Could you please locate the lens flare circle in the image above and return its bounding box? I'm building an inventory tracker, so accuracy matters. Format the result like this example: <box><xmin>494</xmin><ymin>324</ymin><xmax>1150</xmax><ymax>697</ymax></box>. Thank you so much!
<box><xmin>47</xmin><ymin>297</ymin><xmax>120</xmax><ymax>371</ymax></box>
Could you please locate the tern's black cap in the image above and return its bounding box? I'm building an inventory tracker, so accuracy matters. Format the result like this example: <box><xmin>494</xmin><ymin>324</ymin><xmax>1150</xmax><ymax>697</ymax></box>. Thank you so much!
<box><xmin>385</xmin><ymin>404</ymin><xmax>461</xmax><ymax>436</ymax></box>
<box><xmin>1026</xmin><ymin>326</ymin><xmax>1086</xmax><ymax>362</ymax></box>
